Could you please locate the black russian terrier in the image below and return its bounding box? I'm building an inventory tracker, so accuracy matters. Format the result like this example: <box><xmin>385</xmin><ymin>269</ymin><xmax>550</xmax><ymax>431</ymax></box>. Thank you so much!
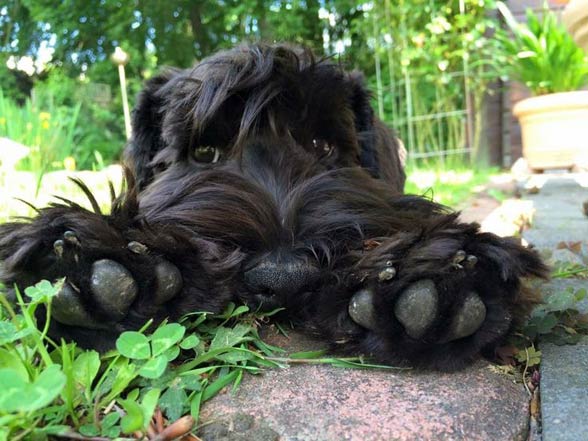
<box><xmin>0</xmin><ymin>44</ymin><xmax>547</xmax><ymax>370</ymax></box>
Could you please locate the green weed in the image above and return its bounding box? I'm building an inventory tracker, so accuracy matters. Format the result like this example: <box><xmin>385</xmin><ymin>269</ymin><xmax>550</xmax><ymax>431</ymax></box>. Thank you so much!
<box><xmin>0</xmin><ymin>280</ymin><xmax>401</xmax><ymax>440</ymax></box>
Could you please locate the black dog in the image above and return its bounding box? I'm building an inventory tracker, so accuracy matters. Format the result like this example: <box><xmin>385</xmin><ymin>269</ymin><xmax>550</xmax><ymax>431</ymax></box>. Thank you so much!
<box><xmin>0</xmin><ymin>44</ymin><xmax>547</xmax><ymax>370</ymax></box>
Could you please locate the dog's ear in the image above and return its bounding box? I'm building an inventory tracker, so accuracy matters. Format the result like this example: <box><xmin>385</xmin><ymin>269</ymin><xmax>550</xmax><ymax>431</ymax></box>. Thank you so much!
<box><xmin>123</xmin><ymin>68</ymin><xmax>181</xmax><ymax>189</ymax></box>
<box><xmin>347</xmin><ymin>71</ymin><xmax>406</xmax><ymax>193</ymax></box>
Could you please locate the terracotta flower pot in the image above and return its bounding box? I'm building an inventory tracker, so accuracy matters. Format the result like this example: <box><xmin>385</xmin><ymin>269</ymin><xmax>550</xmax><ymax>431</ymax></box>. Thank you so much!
<box><xmin>513</xmin><ymin>91</ymin><xmax>588</xmax><ymax>170</ymax></box>
<box><xmin>563</xmin><ymin>0</ymin><xmax>588</xmax><ymax>50</ymax></box>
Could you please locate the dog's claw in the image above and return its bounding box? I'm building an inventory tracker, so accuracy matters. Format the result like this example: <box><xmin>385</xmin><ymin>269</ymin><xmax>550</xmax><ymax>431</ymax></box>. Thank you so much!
<box><xmin>394</xmin><ymin>279</ymin><xmax>438</xmax><ymax>339</ymax></box>
<box><xmin>153</xmin><ymin>260</ymin><xmax>183</xmax><ymax>304</ymax></box>
<box><xmin>90</xmin><ymin>259</ymin><xmax>138</xmax><ymax>320</ymax></box>
<box><xmin>441</xmin><ymin>292</ymin><xmax>486</xmax><ymax>342</ymax></box>
<box><xmin>53</xmin><ymin>240</ymin><xmax>64</xmax><ymax>258</ymax></box>
<box><xmin>348</xmin><ymin>288</ymin><xmax>377</xmax><ymax>330</ymax></box>
<box><xmin>128</xmin><ymin>241</ymin><xmax>149</xmax><ymax>255</ymax></box>
<box><xmin>378</xmin><ymin>266</ymin><xmax>396</xmax><ymax>282</ymax></box>
<box><xmin>52</xmin><ymin>283</ymin><xmax>108</xmax><ymax>329</ymax></box>
<box><xmin>63</xmin><ymin>231</ymin><xmax>80</xmax><ymax>246</ymax></box>
<box><xmin>453</xmin><ymin>250</ymin><xmax>466</xmax><ymax>264</ymax></box>
<box><xmin>465</xmin><ymin>255</ymin><xmax>478</xmax><ymax>268</ymax></box>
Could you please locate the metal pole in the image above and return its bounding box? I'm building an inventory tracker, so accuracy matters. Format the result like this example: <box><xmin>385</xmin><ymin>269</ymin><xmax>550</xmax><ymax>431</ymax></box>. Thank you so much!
<box><xmin>111</xmin><ymin>47</ymin><xmax>132</xmax><ymax>140</ymax></box>
<box><xmin>118</xmin><ymin>64</ymin><xmax>132</xmax><ymax>140</ymax></box>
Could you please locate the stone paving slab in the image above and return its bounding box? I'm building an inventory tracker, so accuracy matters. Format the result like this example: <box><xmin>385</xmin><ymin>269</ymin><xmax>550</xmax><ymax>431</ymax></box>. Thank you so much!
<box><xmin>536</xmin><ymin>276</ymin><xmax>588</xmax><ymax>441</ymax></box>
<box><xmin>522</xmin><ymin>175</ymin><xmax>588</xmax><ymax>249</ymax></box>
<box><xmin>200</xmin><ymin>331</ymin><xmax>530</xmax><ymax>441</ymax></box>
<box><xmin>540</xmin><ymin>337</ymin><xmax>588</xmax><ymax>441</ymax></box>
<box><xmin>521</xmin><ymin>175</ymin><xmax>588</xmax><ymax>441</ymax></box>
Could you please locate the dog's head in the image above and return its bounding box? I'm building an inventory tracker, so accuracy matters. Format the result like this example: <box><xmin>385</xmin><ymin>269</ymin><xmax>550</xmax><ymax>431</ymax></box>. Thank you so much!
<box><xmin>124</xmin><ymin>43</ymin><xmax>410</xmax><ymax>310</ymax></box>
<box><xmin>125</xmin><ymin>43</ymin><xmax>405</xmax><ymax>191</ymax></box>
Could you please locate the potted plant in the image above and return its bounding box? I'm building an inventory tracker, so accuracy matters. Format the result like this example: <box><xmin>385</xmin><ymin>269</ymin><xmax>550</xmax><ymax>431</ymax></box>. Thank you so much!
<box><xmin>497</xmin><ymin>2</ymin><xmax>588</xmax><ymax>170</ymax></box>
<box><xmin>563</xmin><ymin>0</ymin><xmax>588</xmax><ymax>51</ymax></box>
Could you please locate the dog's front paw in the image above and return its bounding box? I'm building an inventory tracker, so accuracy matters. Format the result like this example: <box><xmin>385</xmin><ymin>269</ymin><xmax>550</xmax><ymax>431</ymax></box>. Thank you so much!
<box><xmin>345</xmin><ymin>237</ymin><xmax>546</xmax><ymax>370</ymax></box>
<box><xmin>49</xmin><ymin>231</ymin><xmax>183</xmax><ymax>331</ymax></box>
<box><xmin>349</xmin><ymin>277</ymin><xmax>487</xmax><ymax>343</ymax></box>
<box><xmin>0</xmin><ymin>209</ymin><xmax>186</xmax><ymax>348</ymax></box>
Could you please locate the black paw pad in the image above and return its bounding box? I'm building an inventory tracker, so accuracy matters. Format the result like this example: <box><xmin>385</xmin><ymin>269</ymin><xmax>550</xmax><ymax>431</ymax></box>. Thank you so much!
<box><xmin>52</xmin><ymin>283</ymin><xmax>107</xmax><ymax>329</ymax></box>
<box><xmin>90</xmin><ymin>259</ymin><xmax>138</xmax><ymax>320</ymax></box>
<box><xmin>441</xmin><ymin>292</ymin><xmax>486</xmax><ymax>342</ymax></box>
<box><xmin>394</xmin><ymin>279</ymin><xmax>438</xmax><ymax>339</ymax></box>
<box><xmin>153</xmin><ymin>260</ymin><xmax>183</xmax><ymax>304</ymax></box>
<box><xmin>348</xmin><ymin>288</ymin><xmax>377</xmax><ymax>330</ymax></box>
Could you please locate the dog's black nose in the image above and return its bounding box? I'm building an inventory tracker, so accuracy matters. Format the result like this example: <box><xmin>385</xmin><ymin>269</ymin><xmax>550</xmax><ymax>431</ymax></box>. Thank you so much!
<box><xmin>244</xmin><ymin>255</ymin><xmax>320</xmax><ymax>297</ymax></box>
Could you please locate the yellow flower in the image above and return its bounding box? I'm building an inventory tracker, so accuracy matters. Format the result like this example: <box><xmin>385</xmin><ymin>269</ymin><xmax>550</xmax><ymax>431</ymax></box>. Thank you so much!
<box><xmin>39</xmin><ymin>112</ymin><xmax>51</xmax><ymax>121</ymax></box>
<box><xmin>63</xmin><ymin>156</ymin><xmax>76</xmax><ymax>171</ymax></box>
<box><xmin>0</xmin><ymin>117</ymin><xmax>5</xmax><ymax>126</ymax></box>
<box><xmin>42</xmin><ymin>120</ymin><xmax>50</xmax><ymax>130</ymax></box>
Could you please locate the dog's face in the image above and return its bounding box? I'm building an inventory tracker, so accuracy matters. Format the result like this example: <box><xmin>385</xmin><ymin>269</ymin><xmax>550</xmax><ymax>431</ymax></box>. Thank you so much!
<box><xmin>124</xmin><ymin>44</ymin><xmax>407</xmax><ymax>311</ymax></box>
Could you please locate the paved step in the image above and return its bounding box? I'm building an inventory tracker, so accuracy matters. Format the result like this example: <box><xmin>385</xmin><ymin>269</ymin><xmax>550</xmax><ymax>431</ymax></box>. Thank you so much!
<box><xmin>521</xmin><ymin>175</ymin><xmax>588</xmax><ymax>441</ymax></box>
<box><xmin>537</xmin><ymin>277</ymin><xmax>588</xmax><ymax>441</ymax></box>
<box><xmin>540</xmin><ymin>337</ymin><xmax>588</xmax><ymax>441</ymax></box>
<box><xmin>199</xmin><ymin>331</ymin><xmax>530</xmax><ymax>441</ymax></box>
<box><xmin>522</xmin><ymin>175</ymin><xmax>588</xmax><ymax>249</ymax></box>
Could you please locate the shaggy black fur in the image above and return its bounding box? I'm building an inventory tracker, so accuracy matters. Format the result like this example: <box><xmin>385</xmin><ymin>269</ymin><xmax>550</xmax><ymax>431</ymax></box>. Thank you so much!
<box><xmin>0</xmin><ymin>44</ymin><xmax>547</xmax><ymax>370</ymax></box>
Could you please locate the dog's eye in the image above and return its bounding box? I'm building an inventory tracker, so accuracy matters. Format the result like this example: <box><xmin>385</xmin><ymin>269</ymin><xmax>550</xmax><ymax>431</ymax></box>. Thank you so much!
<box><xmin>193</xmin><ymin>146</ymin><xmax>221</xmax><ymax>164</ymax></box>
<box><xmin>312</xmin><ymin>139</ymin><xmax>334</xmax><ymax>157</ymax></box>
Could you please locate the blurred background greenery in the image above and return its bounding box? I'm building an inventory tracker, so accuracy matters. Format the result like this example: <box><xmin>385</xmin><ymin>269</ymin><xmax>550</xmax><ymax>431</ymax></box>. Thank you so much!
<box><xmin>0</xmin><ymin>0</ymin><xmax>580</xmax><ymax>175</ymax></box>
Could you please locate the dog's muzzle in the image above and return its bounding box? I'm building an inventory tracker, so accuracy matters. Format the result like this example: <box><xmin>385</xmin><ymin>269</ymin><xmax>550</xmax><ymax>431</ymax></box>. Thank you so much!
<box><xmin>244</xmin><ymin>253</ymin><xmax>320</xmax><ymax>299</ymax></box>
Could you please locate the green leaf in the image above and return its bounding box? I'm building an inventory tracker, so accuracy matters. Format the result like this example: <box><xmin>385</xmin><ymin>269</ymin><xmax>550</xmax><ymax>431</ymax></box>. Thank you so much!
<box><xmin>151</xmin><ymin>323</ymin><xmax>185</xmax><ymax>356</ymax></box>
<box><xmin>209</xmin><ymin>324</ymin><xmax>252</xmax><ymax>351</ymax></box>
<box><xmin>120</xmin><ymin>398</ymin><xmax>145</xmax><ymax>434</ymax></box>
<box><xmin>190</xmin><ymin>390</ymin><xmax>203</xmax><ymax>422</ymax></box>
<box><xmin>216</xmin><ymin>350</ymin><xmax>254</xmax><ymax>363</ymax></box>
<box><xmin>102</xmin><ymin>425</ymin><xmax>121</xmax><ymax>439</ymax></box>
<box><xmin>533</xmin><ymin>314</ymin><xmax>559</xmax><ymax>334</ymax></box>
<box><xmin>159</xmin><ymin>385</ymin><xmax>188</xmax><ymax>422</ymax></box>
<box><xmin>0</xmin><ymin>369</ymin><xmax>27</xmax><ymax>412</ymax></box>
<box><xmin>101</xmin><ymin>412</ymin><xmax>120</xmax><ymax>430</ymax></box>
<box><xmin>163</xmin><ymin>345</ymin><xmax>181</xmax><ymax>362</ymax></box>
<box><xmin>180</xmin><ymin>375</ymin><xmax>203</xmax><ymax>391</ymax></box>
<box><xmin>141</xmin><ymin>388</ymin><xmax>161</xmax><ymax>427</ymax></box>
<box><xmin>73</xmin><ymin>350</ymin><xmax>100</xmax><ymax>391</ymax></box>
<box><xmin>289</xmin><ymin>349</ymin><xmax>328</xmax><ymax>359</ymax></box>
<box><xmin>79</xmin><ymin>424</ymin><xmax>100</xmax><ymax>437</ymax></box>
<box><xmin>31</xmin><ymin>364</ymin><xmax>67</xmax><ymax>409</ymax></box>
<box><xmin>546</xmin><ymin>291</ymin><xmax>576</xmax><ymax>312</ymax></box>
<box><xmin>116</xmin><ymin>331</ymin><xmax>151</xmax><ymax>359</ymax></box>
<box><xmin>102</xmin><ymin>359</ymin><xmax>138</xmax><ymax>402</ymax></box>
<box><xmin>126</xmin><ymin>388</ymin><xmax>140</xmax><ymax>402</ymax></box>
<box><xmin>0</xmin><ymin>365</ymin><xmax>66</xmax><ymax>412</ymax></box>
<box><xmin>0</xmin><ymin>322</ymin><xmax>33</xmax><ymax>345</ymax></box>
<box><xmin>0</xmin><ymin>348</ymin><xmax>29</xmax><ymax>381</ymax></box>
<box><xmin>138</xmin><ymin>355</ymin><xmax>168</xmax><ymax>379</ymax></box>
<box><xmin>179</xmin><ymin>334</ymin><xmax>200</xmax><ymax>350</ymax></box>
<box><xmin>229</xmin><ymin>305</ymin><xmax>250</xmax><ymax>317</ymax></box>
<box><xmin>202</xmin><ymin>370</ymin><xmax>240</xmax><ymax>402</ymax></box>
<box><xmin>24</xmin><ymin>279</ymin><xmax>62</xmax><ymax>303</ymax></box>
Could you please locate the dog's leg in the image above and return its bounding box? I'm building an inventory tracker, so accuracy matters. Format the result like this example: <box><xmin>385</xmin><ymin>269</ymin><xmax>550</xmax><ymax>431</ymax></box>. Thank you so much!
<box><xmin>304</xmin><ymin>211</ymin><xmax>548</xmax><ymax>371</ymax></box>
<box><xmin>0</xmin><ymin>200</ymin><xmax>232</xmax><ymax>350</ymax></box>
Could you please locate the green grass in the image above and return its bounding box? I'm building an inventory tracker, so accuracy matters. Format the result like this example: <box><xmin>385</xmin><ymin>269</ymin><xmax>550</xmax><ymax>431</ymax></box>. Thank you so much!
<box><xmin>0</xmin><ymin>89</ymin><xmax>81</xmax><ymax>173</ymax></box>
<box><xmin>404</xmin><ymin>166</ymin><xmax>501</xmax><ymax>208</ymax></box>
<box><xmin>0</xmin><ymin>280</ymin><xmax>405</xmax><ymax>440</ymax></box>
